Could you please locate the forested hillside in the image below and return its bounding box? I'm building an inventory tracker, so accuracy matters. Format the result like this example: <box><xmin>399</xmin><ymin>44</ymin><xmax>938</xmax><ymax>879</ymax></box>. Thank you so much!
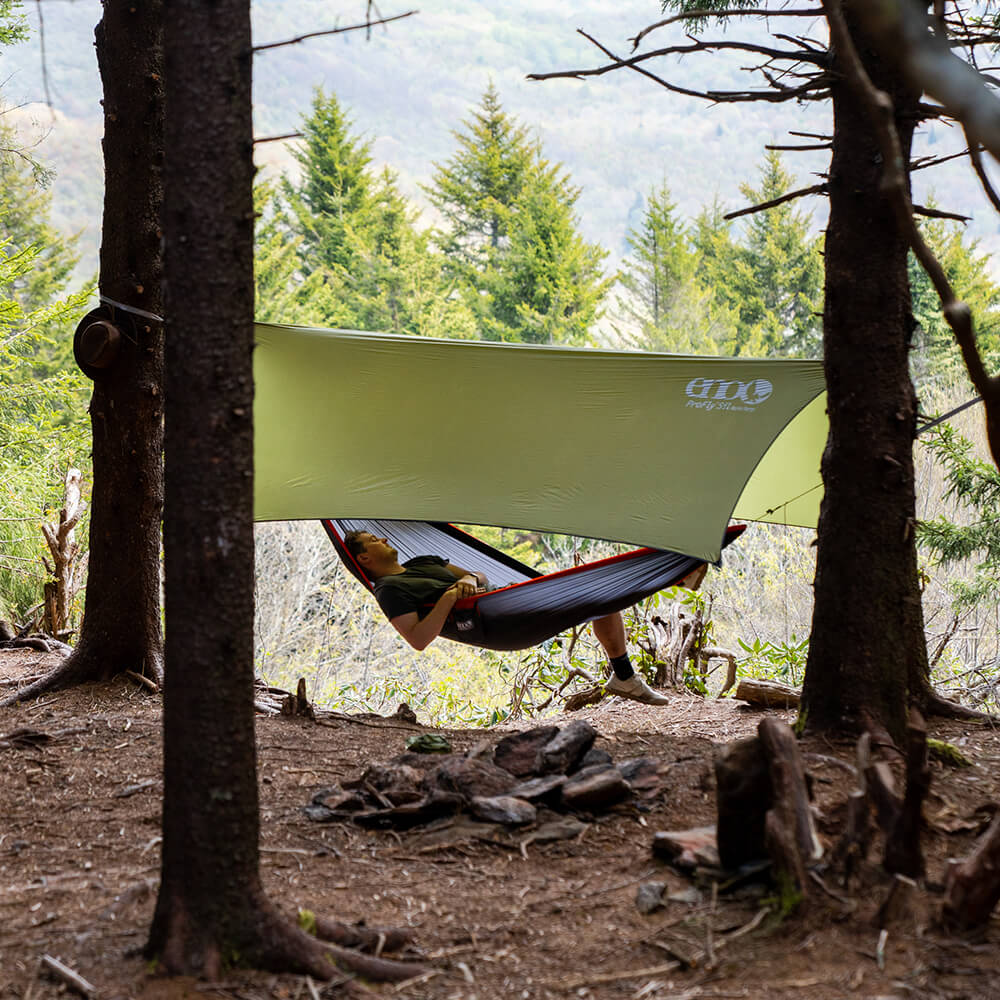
<box><xmin>2</xmin><ymin>0</ymin><xmax>996</xmax><ymax>284</ymax></box>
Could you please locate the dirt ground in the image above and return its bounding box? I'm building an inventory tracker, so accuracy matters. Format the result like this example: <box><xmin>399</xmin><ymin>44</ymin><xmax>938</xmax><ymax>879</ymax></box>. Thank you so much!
<box><xmin>2</xmin><ymin>649</ymin><xmax>1000</xmax><ymax>1000</ymax></box>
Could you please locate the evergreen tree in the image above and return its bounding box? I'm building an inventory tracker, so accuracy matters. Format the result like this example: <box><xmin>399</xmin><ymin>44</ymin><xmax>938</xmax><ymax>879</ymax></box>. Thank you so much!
<box><xmin>614</xmin><ymin>183</ymin><xmax>735</xmax><ymax>354</ymax></box>
<box><xmin>427</xmin><ymin>86</ymin><xmax>609</xmax><ymax>345</ymax></box>
<box><xmin>285</xmin><ymin>89</ymin><xmax>373</xmax><ymax>276</ymax></box>
<box><xmin>425</xmin><ymin>82</ymin><xmax>538</xmax><ymax>270</ymax></box>
<box><xmin>263</xmin><ymin>91</ymin><xmax>474</xmax><ymax>337</ymax></box>
<box><xmin>909</xmin><ymin>213</ymin><xmax>1000</xmax><ymax>390</ymax></box>
<box><xmin>696</xmin><ymin>152</ymin><xmax>822</xmax><ymax>358</ymax></box>
<box><xmin>917</xmin><ymin>422</ymin><xmax>1000</xmax><ymax>609</ymax></box>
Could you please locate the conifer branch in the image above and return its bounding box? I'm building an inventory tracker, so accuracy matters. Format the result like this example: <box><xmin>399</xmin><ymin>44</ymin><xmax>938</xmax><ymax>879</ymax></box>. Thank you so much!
<box><xmin>630</xmin><ymin>7</ymin><xmax>823</xmax><ymax>52</ymax></box>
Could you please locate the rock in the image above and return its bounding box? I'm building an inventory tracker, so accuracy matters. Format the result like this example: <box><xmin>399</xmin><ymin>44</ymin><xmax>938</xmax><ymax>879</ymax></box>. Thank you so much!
<box><xmin>470</xmin><ymin>795</ymin><xmax>537</xmax><ymax>826</ymax></box>
<box><xmin>520</xmin><ymin>816</ymin><xmax>588</xmax><ymax>847</ymax></box>
<box><xmin>427</xmin><ymin>755</ymin><xmax>518</xmax><ymax>800</ymax></box>
<box><xmin>353</xmin><ymin>790</ymin><xmax>465</xmax><ymax>829</ymax></box>
<box><xmin>349</xmin><ymin>762</ymin><xmax>427</xmax><ymax>805</ymax></box>
<box><xmin>635</xmin><ymin>881</ymin><xmax>668</xmax><ymax>914</ymax></box>
<box><xmin>578</xmin><ymin>747</ymin><xmax>613</xmax><ymax>770</ymax></box>
<box><xmin>561</xmin><ymin>765</ymin><xmax>631</xmax><ymax>811</ymax></box>
<box><xmin>536</xmin><ymin>720</ymin><xmax>598</xmax><ymax>775</ymax></box>
<box><xmin>619</xmin><ymin>757</ymin><xmax>667</xmax><ymax>799</ymax></box>
<box><xmin>651</xmin><ymin>826</ymin><xmax>721</xmax><ymax>871</ymax></box>
<box><xmin>493</xmin><ymin>726</ymin><xmax>559</xmax><ymax>777</ymax></box>
<box><xmin>714</xmin><ymin>736</ymin><xmax>771</xmax><ymax>869</ymax></box>
<box><xmin>507</xmin><ymin>774</ymin><xmax>567</xmax><ymax>803</ymax></box>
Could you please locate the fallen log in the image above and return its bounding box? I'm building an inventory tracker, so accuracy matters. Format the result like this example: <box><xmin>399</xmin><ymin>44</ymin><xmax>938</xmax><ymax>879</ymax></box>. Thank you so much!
<box><xmin>732</xmin><ymin>678</ymin><xmax>801</xmax><ymax>709</ymax></box>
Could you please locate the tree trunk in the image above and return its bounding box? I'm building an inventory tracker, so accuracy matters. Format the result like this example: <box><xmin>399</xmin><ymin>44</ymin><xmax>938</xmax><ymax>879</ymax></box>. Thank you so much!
<box><xmin>801</xmin><ymin>12</ymin><xmax>929</xmax><ymax>743</ymax></box>
<box><xmin>145</xmin><ymin>1</ymin><xmax>349</xmax><ymax>979</ymax></box>
<box><xmin>0</xmin><ymin>0</ymin><xmax>165</xmax><ymax>707</ymax></box>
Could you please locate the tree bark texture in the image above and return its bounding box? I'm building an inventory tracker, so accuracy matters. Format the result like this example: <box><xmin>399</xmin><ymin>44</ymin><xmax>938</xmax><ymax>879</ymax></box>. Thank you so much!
<box><xmin>2</xmin><ymin>0</ymin><xmax>165</xmax><ymax>706</ymax></box>
<box><xmin>146</xmin><ymin>0</ymin><xmax>321</xmax><ymax>976</ymax></box>
<box><xmin>801</xmin><ymin>12</ymin><xmax>929</xmax><ymax>742</ymax></box>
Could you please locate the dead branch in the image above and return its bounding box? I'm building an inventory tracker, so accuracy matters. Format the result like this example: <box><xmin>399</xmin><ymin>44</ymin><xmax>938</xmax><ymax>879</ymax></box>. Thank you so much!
<box><xmin>253</xmin><ymin>10</ymin><xmax>418</xmax><ymax>53</ymax></box>
<box><xmin>528</xmin><ymin>29</ymin><xmax>829</xmax><ymax>107</ymax></box>
<box><xmin>724</xmin><ymin>182</ymin><xmax>827</xmax><ymax>220</ymax></box>
<box><xmin>912</xmin><ymin>202</ymin><xmax>971</xmax><ymax>222</ymax></box>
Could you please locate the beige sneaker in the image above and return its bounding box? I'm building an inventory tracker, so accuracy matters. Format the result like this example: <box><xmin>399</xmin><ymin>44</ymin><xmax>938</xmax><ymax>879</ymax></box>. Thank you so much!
<box><xmin>605</xmin><ymin>674</ymin><xmax>670</xmax><ymax>706</ymax></box>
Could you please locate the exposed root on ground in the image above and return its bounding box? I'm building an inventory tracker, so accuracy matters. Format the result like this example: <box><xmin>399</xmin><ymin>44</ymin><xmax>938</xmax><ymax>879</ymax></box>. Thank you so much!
<box><xmin>925</xmin><ymin>691</ymin><xmax>999</xmax><ymax>725</ymax></box>
<box><xmin>148</xmin><ymin>891</ymin><xmax>426</xmax><ymax>983</ymax></box>
<box><xmin>0</xmin><ymin>644</ymin><xmax>162</xmax><ymax>708</ymax></box>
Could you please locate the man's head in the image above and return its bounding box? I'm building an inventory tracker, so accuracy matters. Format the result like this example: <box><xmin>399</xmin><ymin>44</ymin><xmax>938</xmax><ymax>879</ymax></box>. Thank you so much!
<box><xmin>343</xmin><ymin>530</ymin><xmax>398</xmax><ymax>578</ymax></box>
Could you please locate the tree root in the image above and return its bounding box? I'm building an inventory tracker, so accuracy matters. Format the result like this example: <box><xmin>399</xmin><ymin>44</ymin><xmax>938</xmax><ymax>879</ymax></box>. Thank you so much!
<box><xmin>924</xmin><ymin>691</ymin><xmax>999</xmax><ymax>725</ymax></box>
<box><xmin>0</xmin><ymin>642</ymin><xmax>163</xmax><ymax>709</ymax></box>
<box><xmin>310</xmin><ymin>914</ymin><xmax>415</xmax><ymax>954</ymax></box>
<box><xmin>149</xmin><ymin>891</ymin><xmax>426</xmax><ymax>983</ymax></box>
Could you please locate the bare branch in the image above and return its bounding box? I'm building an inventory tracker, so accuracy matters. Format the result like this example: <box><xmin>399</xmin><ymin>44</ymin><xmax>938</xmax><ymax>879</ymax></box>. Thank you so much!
<box><xmin>845</xmin><ymin>0</ymin><xmax>1000</xmax><ymax>165</ymax></box>
<box><xmin>253</xmin><ymin>10</ymin><xmax>418</xmax><ymax>53</ymax></box>
<box><xmin>253</xmin><ymin>132</ymin><xmax>302</xmax><ymax>146</ymax></box>
<box><xmin>966</xmin><ymin>132</ymin><xmax>1000</xmax><ymax>215</ymax></box>
<box><xmin>910</xmin><ymin>147</ymin><xmax>974</xmax><ymax>172</ymax></box>
<box><xmin>529</xmin><ymin>29</ymin><xmax>830</xmax><ymax>105</ymax></box>
<box><xmin>765</xmin><ymin>141</ymin><xmax>831</xmax><ymax>151</ymax></box>
<box><xmin>911</xmin><ymin>202</ymin><xmax>970</xmax><ymax>222</ymax></box>
<box><xmin>790</xmin><ymin>129</ymin><xmax>832</xmax><ymax>139</ymax></box>
<box><xmin>724</xmin><ymin>182</ymin><xmax>827</xmax><ymax>220</ymax></box>
<box><xmin>630</xmin><ymin>7</ymin><xmax>823</xmax><ymax>52</ymax></box>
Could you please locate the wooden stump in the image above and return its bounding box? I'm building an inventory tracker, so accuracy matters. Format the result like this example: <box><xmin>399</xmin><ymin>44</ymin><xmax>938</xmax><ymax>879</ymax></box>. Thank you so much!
<box><xmin>883</xmin><ymin>709</ymin><xmax>930</xmax><ymax>879</ymax></box>
<box><xmin>942</xmin><ymin>812</ymin><xmax>1000</xmax><ymax>929</ymax></box>
<box><xmin>714</xmin><ymin>736</ymin><xmax>771</xmax><ymax>869</ymax></box>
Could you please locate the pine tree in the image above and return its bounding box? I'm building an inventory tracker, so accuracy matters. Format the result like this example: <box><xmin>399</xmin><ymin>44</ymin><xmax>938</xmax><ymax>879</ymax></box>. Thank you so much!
<box><xmin>693</xmin><ymin>153</ymin><xmax>822</xmax><ymax>358</ymax></box>
<box><xmin>614</xmin><ymin>183</ymin><xmax>735</xmax><ymax>354</ymax></box>
<box><xmin>264</xmin><ymin>90</ymin><xmax>474</xmax><ymax>338</ymax></box>
<box><xmin>285</xmin><ymin>89</ymin><xmax>373</xmax><ymax>276</ymax></box>
<box><xmin>909</xmin><ymin>214</ymin><xmax>1000</xmax><ymax>390</ymax></box>
<box><xmin>425</xmin><ymin>82</ymin><xmax>538</xmax><ymax>270</ymax></box>
<box><xmin>427</xmin><ymin>86</ymin><xmax>609</xmax><ymax>345</ymax></box>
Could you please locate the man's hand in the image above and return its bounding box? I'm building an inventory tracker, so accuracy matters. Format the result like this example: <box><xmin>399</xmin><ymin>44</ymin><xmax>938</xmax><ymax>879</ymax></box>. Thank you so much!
<box><xmin>451</xmin><ymin>575</ymin><xmax>479</xmax><ymax>600</ymax></box>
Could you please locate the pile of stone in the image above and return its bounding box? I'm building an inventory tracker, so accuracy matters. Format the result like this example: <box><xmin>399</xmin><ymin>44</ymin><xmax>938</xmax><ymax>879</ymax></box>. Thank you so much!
<box><xmin>304</xmin><ymin>719</ymin><xmax>667</xmax><ymax>830</ymax></box>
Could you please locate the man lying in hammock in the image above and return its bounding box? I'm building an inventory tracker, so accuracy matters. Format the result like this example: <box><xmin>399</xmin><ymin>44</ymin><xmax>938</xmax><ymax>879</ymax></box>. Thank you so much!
<box><xmin>343</xmin><ymin>529</ymin><xmax>680</xmax><ymax>706</ymax></box>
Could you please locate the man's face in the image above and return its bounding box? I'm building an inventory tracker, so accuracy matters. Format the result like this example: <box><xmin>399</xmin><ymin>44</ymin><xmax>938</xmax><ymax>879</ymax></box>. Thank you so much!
<box><xmin>356</xmin><ymin>532</ymin><xmax>396</xmax><ymax>567</ymax></box>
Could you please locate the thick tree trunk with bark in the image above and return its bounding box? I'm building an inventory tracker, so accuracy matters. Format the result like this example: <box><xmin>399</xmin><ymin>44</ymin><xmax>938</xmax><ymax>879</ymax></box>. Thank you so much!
<box><xmin>801</xmin><ymin>13</ymin><xmax>929</xmax><ymax>743</ymax></box>
<box><xmin>1</xmin><ymin>1</ymin><xmax>165</xmax><ymax>707</ymax></box>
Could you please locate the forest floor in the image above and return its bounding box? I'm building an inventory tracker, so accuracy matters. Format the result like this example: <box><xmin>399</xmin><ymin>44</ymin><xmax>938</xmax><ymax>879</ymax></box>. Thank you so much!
<box><xmin>2</xmin><ymin>648</ymin><xmax>1000</xmax><ymax>1000</ymax></box>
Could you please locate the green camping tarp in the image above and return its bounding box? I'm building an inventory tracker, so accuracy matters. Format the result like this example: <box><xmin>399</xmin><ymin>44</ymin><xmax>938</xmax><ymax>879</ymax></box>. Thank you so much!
<box><xmin>253</xmin><ymin>324</ymin><xmax>827</xmax><ymax>563</ymax></box>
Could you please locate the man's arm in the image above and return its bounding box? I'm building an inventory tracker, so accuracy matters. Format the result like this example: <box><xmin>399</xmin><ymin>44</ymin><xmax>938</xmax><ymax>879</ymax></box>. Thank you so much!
<box><xmin>446</xmin><ymin>563</ymin><xmax>489</xmax><ymax>591</ymax></box>
<box><xmin>388</xmin><ymin>578</ymin><xmax>473</xmax><ymax>651</ymax></box>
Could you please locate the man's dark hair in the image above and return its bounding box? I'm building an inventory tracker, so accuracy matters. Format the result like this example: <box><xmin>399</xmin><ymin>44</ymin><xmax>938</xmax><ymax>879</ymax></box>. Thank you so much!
<box><xmin>343</xmin><ymin>529</ymin><xmax>371</xmax><ymax>561</ymax></box>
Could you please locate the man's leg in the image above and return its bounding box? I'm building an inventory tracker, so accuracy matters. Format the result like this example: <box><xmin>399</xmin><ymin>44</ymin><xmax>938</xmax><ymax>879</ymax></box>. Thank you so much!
<box><xmin>594</xmin><ymin>611</ymin><xmax>669</xmax><ymax>705</ymax></box>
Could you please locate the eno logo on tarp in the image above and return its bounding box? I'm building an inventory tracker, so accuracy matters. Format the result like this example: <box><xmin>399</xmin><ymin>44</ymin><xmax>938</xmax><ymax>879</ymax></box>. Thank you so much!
<box><xmin>685</xmin><ymin>377</ymin><xmax>773</xmax><ymax>412</ymax></box>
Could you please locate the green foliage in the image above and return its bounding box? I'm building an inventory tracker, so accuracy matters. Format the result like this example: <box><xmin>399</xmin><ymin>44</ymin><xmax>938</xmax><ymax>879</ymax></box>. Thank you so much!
<box><xmin>260</xmin><ymin>90</ymin><xmax>476</xmax><ymax>338</ymax></box>
<box><xmin>908</xmin><ymin>212</ymin><xmax>1000</xmax><ymax>388</ymax></box>
<box><xmin>917</xmin><ymin>421</ymin><xmax>1000</xmax><ymax>609</ymax></box>
<box><xmin>0</xmin><ymin>239</ymin><xmax>91</xmax><ymax>622</ymax></box>
<box><xmin>426</xmin><ymin>85</ymin><xmax>610</xmax><ymax>345</ymax></box>
<box><xmin>661</xmin><ymin>0</ymin><xmax>761</xmax><ymax>32</ymax></box>
<box><xmin>613</xmin><ymin>182</ymin><xmax>736</xmax><ymax>354</ymax></box>
<box><xmin>736</xmin><ymin>634</ymin><xmax>810</xmax><ymax>686</ymax></box>
<box><xmin>0</xmin><ymin>1</ymin><xmax>27</xmax><ymax>46</ymax></box>
<box><xmin>694</xmin><ymin>151</ymin><xmax>822</xmax><ymax>358</ymax></box>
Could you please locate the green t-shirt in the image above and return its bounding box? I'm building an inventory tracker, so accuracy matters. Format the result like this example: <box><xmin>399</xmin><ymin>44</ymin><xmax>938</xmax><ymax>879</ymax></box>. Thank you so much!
<box><xmin>374</xmin><ymin>556</ymin><xmax>457</xmax><ymax>621</ymax></box>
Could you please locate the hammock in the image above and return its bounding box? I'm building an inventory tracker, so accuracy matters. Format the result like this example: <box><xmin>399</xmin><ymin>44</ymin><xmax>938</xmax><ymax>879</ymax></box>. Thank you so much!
<box><xmin>322</xmin><ymin>519</ymin><xmax>746</xmax><ymax>652</ymax></box>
